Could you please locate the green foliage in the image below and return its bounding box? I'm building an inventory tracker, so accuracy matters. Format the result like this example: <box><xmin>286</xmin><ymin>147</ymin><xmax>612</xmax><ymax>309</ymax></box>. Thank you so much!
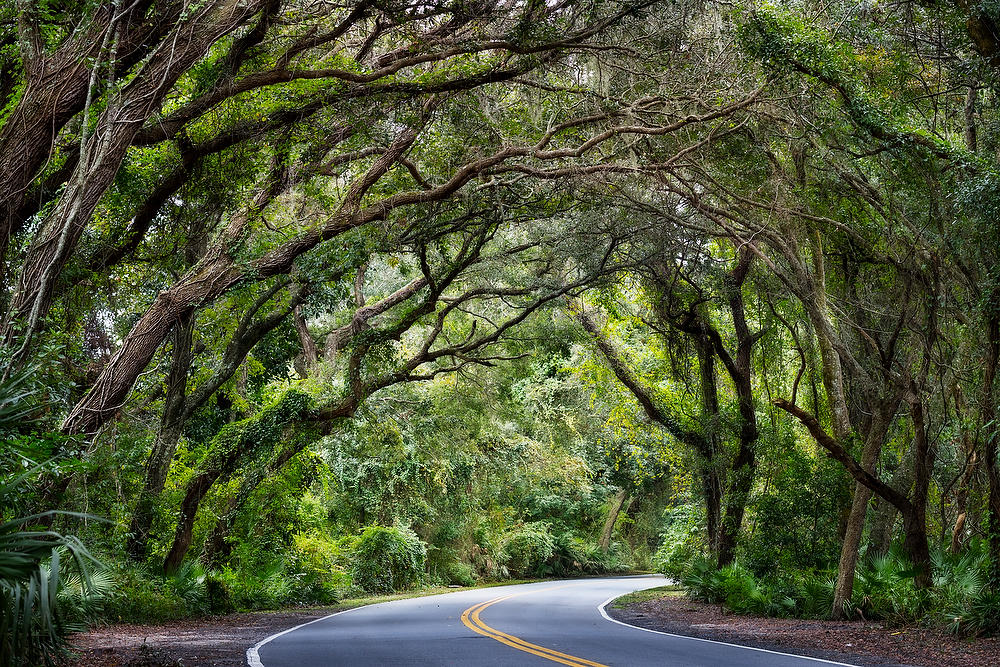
<box><xmin>738</xmin><ymin>447</ymin><xmax>845</xmax><ymax>574</ymax></box>
<box><xmin>350</xmin><ymin>526</ymin><xmax>427</xmax><ymax>594</ymax></box>
<box><xmin>0</xmin><ymin>368</ymin><xmax>100</xmax><ymax>665</ymax></box>
<box><xmin>667</xmin><ymin>539</ymin><xmax>1000</xmax><ymax>636</ymax></box>
<box><xmin>652</xmin><ymin>505</ymin><xmax>704</xmax><ymax>579</ymax></box>
<box><xmin>0</xmin><ymin>501</ymin><xmax>99</xmax><ymax>665</ymax></box>
<box><xmin>439</xmin><ymin>561</ymin><xmax>477</xmax><ymax>587</ymax></box>
<box><xmin>217</xmin><ymin>562</ymin><xmax>297</xmax><ymax>610</ymax></box>
<box><xmin>201</xmin><ymin>388</ymin><xmax>313</xmax><ymax>474</ymax></box>
<box><xmin>290</xmin><ymin>532</ymin><xmax>352</xmax><ymax>603</ymax></box>
<box><xmin>502</xmin><ymin>522</ymin><xmax>556</xmax><ymax>578</ymax></box>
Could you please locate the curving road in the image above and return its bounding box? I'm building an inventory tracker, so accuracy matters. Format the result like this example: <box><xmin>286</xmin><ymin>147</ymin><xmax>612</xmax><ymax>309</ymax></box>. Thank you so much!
<box><xmin>248</xmin><ymin>575</ymin><xmax>854</xmax><ymax>667</ymax></box>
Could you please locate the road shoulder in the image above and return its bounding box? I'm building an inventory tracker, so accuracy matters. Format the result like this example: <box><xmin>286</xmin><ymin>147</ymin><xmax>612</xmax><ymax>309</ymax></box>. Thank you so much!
<box><xmin>605</xmin><ymin>588</ymin><xmax>1000</xmax><ymax>667</ymax></box>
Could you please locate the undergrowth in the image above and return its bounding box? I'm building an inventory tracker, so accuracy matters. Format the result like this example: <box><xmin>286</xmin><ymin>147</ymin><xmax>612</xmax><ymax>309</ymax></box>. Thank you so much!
<box><xmin>657</xmin><ymin>540</ymin><xmax>1000</xmax><ymax>637</ymax></box>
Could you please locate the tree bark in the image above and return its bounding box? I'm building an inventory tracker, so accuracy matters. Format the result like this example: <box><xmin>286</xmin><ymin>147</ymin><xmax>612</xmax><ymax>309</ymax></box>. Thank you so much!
<box><xmin>715</xmin><ymin>249</ymin><xmax>760</xmax><ymax>567</ymax></box>
<box><xmin>694</xmin><ymin>333</ymin><xmax>723</xmax><ymax>554</ymax></box>
<box><xmin>599</xmin><ymin>489</ymin><xmax>629</xmax><ymax>553</ymax></box>
<box><xmin>0</xmin><ymin>1</ymin><xmax>166</xmax><ymax>269</ymax></box>
<box><xmin>292</xmin><ymin>304</ymin><xmax>319</xmax><ymax>377</ymax></box>
<box><xmin>5</xmin><ymin>0</ymin><xmax>268</xmax><ymax>347</ymax></box>
<box><xmin>831</xmin><ymin>395</ymin><xmax>898</xmax><ymax>618</ymax></box>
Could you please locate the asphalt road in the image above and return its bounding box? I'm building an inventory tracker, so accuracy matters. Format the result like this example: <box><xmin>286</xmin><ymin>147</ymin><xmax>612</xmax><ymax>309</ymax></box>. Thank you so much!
<box><xmin>248</xmin><ymin>575</ymin><xmax>854</xmax><ymax>667</ymax></box>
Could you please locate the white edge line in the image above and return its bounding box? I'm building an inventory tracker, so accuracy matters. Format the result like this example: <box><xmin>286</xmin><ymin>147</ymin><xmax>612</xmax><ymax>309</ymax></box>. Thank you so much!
<box><xmin>247</xmin><ymin>603</ymin><xmax>373</xmax><ymax>667</ymax></box>
<box><xmin>597</xmin><ymin>593</ymin><xmax>859</xmax><ymax>667</ymax></box>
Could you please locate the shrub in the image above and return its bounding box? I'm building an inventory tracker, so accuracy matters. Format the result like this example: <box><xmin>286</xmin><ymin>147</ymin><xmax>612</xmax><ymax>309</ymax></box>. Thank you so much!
<box><xmin>652</xmin><ymin>504</ymin><xmax>704</xmax><ymax>579</ymax></box>
<box><xmin>0</xmin><ymin>488</ymin><xmax>101</xmax><ymax>664</ymax></box>
<box><xmin>502</xmin><ymin>522</ymin><xmax>555</xmax><ymax>578</ymax></box>
<box><xmin>440</xmin><ymin>561</ymin><xmax>477</xmax><ymax>587</ymax></box>
<box><xmin>470</xmin><ymin>522</ymin><xmax>508</xmax><ymax>580</ymax></box>
<box><xmin>217</xmin><ymin>561</ymin><xmax>295</xmax><ymax>610</ymax></box>
<box><xmin>100</xmin><ymin>565</ymin><xmax>190</xmax><ymax>622</ymax></box>
<box><xmin>204</xmin><ymin>574</ymin><xmax>234</xmax><ymax>614</ymax></box>
<box><xmin>290</xmin><ymin>533</ymin><xmax>351</xmax><ymax>603</ymax></box>
<box><xmin>350</xmin><ymin>525</ymin><xmax>427</xmax><ymax>594</ymax></box>
<box><xmin>796</xmin><ymin>572</ymin><xmax>835</xmax><ymax>618</ymax></box>
<box><xmin>576</xmin><ymin>540</ymin><xmax>632</xmax><ymax>575</ymax></box>
<box><xmin>848</xmin><ymin>549</ymin><xmax>920</xmax><ymax>621</ymax></box>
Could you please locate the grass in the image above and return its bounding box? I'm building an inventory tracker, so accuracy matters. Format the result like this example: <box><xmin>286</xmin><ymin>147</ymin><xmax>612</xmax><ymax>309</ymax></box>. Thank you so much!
<box><xmin>252</xmin><ymin>578</ymin><xmax>547</xmax><ymax>617</ymax></box>
<box><xmin>608</xmin><ymin>584</ymin><xmax>683</xmax><ymax>609</ymax></box>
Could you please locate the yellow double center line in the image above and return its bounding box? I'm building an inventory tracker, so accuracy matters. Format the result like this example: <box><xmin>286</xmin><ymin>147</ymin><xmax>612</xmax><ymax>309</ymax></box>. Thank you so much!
<box><xmin>460</xmin><ymin>585</ymin><xmax>608</xmax><ymax>667</ymax></box>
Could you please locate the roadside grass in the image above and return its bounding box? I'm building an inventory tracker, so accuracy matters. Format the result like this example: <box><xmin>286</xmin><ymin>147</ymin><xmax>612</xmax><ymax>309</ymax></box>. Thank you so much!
<box><xmin>256</xmin><ymin>578</ymin><xmax>547</xmax><ymax>616</ymax></box>
<box><xmin>609</xmin><ymin>584</ymin><xmax>683</xmax><ymax>609</ymax></box>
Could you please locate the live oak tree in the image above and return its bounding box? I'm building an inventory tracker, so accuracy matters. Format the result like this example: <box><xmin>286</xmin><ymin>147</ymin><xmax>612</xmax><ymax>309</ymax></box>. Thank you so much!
<box><xmin>13</xmin><ymin>1</ymin><xmax>1000</xmax><ymax>655</ymax></box>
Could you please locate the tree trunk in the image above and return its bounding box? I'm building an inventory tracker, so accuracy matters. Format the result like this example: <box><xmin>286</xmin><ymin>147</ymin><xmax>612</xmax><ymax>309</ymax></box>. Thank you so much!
<box><xmin>773</xmin><ymin>398</ymin><xmax>932</xmax><ymax>592</ymax></box>
<box><xmin>126</xmin><ymin>310</ymin><xmax>195</xmax><ymax>561</ymax></box>
<box><xmin>716</xmin><ymin>248</ymin><xmax>759</xmax><ymax>568</ymax></box>
<box><xmin>60</xmin><ymin>124</ymin><xmax>424</xmax><ymax>437</ymax></box>
<box><xmin>599</xmin><ymin>489</ymin><xmax>629</xmax><ymax>553</ymax></box>
<box><xmin>868</xmin><ymin>442</ymin><xmax>917</xmax><ymax>556</ymax></box>
<box><xmin>902</xmin><ymin>390</ymin><xmax>934</xmax><ymax>590</ymax></box>
<box><xmin>163</xmin><ymin>471</ymin><xmax>219</xmax><ymax>574</ymax></box>
<box><xmin>4</xmin><ymin>1</ymin><xmax>266</xmax><ymax>347</ymax></box>
<box><xmin>292</xmin><ymin>304</ymin><xmax>319</xmax><ymax>377</ymax></box>
<box><xmin>695</xmin><ymin>334</ymin><xmax>723</xmax><ymax>555</ymax></box>
<box><xmin>831</xmin><ymin>397</ymin><xmax>898</xmax><ymax>618</ymax></box>
<box><xmin>982</xmin><ymin>315</ymin><xmax>1000</xmax><ymax>584</ymax></box>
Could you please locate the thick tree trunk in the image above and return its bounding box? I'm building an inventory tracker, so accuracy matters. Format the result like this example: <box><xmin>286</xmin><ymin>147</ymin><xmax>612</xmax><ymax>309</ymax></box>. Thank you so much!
<box><xmin>599</xmin><ymin>489</ymin><xmax>629</xmax><ymax>553</ymax></box>
<box><xmin>695</xmin><ymin>335</ymin><xmax>723</xmax><ymax>554</ymax></box>
<box><xmin>717</xmin><ymin>357</ymin><xmax>757</xmax><ymax>568</ymax></box>
<box><xmin>292</xmin><ymin>304</ymin><xmax>319</xmax><ymax>377</ymax></box>
<box><xmin>715</xmin><ymin>382</ymin><xmax>757</xmax><ymax>567</ymax></box>
<box><xmin>901</xmin><ymin>390</ymin><xmax>933</xmax><ymax>590</ymax></box>
<box><xmin>4</xmin><ymin>0</ymin><xmax>266</xmax><ymax>348</ymax></box>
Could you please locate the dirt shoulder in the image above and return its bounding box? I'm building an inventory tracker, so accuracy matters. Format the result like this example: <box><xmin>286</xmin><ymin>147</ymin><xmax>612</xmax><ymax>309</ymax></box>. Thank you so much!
<box><xmin>68</xmin><ymin>607</ymin><xmax>337</xmax><ymax>667</ymax></box>
<box><xmin>606</xmin><ymin>589</ymin><xmax>1000</xmax><ymax>667</ymax></box>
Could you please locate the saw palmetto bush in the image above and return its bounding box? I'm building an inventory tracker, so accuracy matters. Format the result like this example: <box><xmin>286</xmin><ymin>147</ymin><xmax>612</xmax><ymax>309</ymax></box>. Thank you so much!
<box><xmin>0</xmin><ymin>474</ymin><xmax>99</xmax><ymax>665</ymax></box>
<box><xmin>0</xmin><ymin>366</ymin><xmax>100</xmax><ymax>665</ymax></box>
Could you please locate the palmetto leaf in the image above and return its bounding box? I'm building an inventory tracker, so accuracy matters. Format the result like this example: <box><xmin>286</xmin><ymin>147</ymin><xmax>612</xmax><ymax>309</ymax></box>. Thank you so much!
<box><xmin>0</xmin><ymin>467</ymin><xmax>103</xmax><ymax>665</ymax></box>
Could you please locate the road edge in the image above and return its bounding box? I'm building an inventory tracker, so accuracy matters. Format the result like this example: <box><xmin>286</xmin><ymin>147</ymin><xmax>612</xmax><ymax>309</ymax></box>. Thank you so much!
<box><xmin>595</xmin><ymin>594</ymin><xmax>859</xmax><ymax>667</ymax></box>
<box><xmin>247</xmin><ymin>605</ymin><xmax>369</xmax><ymax>667</ymax></box>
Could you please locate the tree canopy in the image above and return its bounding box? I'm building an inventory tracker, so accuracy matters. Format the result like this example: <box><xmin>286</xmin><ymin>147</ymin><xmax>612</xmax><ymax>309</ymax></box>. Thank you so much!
<box><xmin>6</xmin><ymin>0</ymin><xmax>1000</xmax><ymax>661</ymax></box>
